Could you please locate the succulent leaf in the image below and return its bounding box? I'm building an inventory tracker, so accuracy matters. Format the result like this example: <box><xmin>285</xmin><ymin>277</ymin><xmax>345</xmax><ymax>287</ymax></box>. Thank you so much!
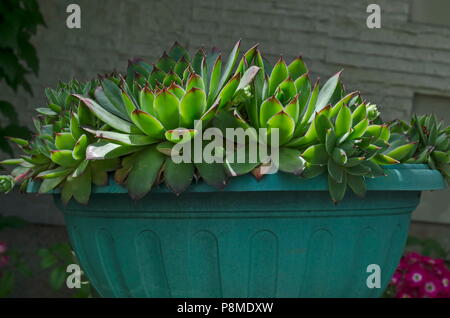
<box><xmin>50</xmin><ymin>150</ymin><xmax>78</xmax><ymax>167</ymax></box>
<box><xmin>259</xmin><ymin>96</ymin><xmax>283</xmax><ymax>128</ymax></box>
<box><xmin>55</xmin><ymin>133</ymin><xmax>76</xmax><ymax>150</ymax></box>
<box><xmin>347</xmin><ymin>174</ymin><xmax>366</xmax><ymax>197</ymax></box>
<box><xmin>180</xmin><ymin>88</ymin><xmax>207</xmax><ymax>128</ymax></box>
<box><xmin>73</xmin><ymin>94</ymin><xmax>134</xmax><ymax>134</ymax></box>
<box><xmin>287</xmin><ymin>56</ymin><xmax>308</xmax><ymax>81</ymax></box>
<box><xmin>125</xmin><ymin>146</ymin><xmax>165</xmax><ymax>199</ymax></box>
<box><xmin>335</xmin><ymin>105</ymin><xmax>352</xmax><ymax>138</ymax></box>
<box><xmin>267</xmin><ymin>111</ymin><xmax>295</xmax><ymax>146</ymax></box>
<box><xmin>314</xmin><ymin>71</ymin><xmax>341</xmax><ymax>113</ymax></box>
<box><xmin>164</xmin><ymin>158</ymin><xmax>194</xmax><ymax>195</ymax></box>
<box><xmin>195</xmin><ymin>162</ymin><xmax>228</xmax><ymax>189</ymax></box>
<box><xmin>278</xmin><ymin>147</ymin><xmax>306</xmax><ymax>175</ymax></box>
<box><xmin>130</xmin><ymin>110</ymin><xmax>165</xmax><ymax>139</ymax></box>
<box><xmin>268</xmin><ymin>57</ymin><xmax>288</xmax><ymax>97</ymax></box>
<box><xmin>328</xmin><ymin>173</ymin><xmax>347</xmax><ymax>203</ymax></box>
<box><xmin>302</xmin><ymin>144</ymin><xmax>328</xmax><ymax>164</ymax></box>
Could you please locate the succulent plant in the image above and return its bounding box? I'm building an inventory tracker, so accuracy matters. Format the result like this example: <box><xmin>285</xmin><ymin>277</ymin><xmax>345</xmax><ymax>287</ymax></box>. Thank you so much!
<box><xmin>73</xmin><ymin>41</ymin><xmax>262</xmax><ymax>199</ymax></box>
<box><xmin>214</xmin><ymin>51</ymin><xmax>402</xmax><ymax>202</ymax></box>
<box><xmin>0</xmin><ymin>79</ymin><xmax>121</xmax><ymax>204</ymax></box>
<box><xmin>0</xmin><ymin>41</ymin><xmax>448</xmax><ymax>204</ymax></box>
<box><xmin>387</xmin><ymin>114</ymin><xmax>449</xmax><ymax>183</ymax></box>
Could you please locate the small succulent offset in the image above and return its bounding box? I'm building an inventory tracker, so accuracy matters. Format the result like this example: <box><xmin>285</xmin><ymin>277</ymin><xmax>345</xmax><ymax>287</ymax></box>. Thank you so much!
<box><xmin>388</xmin><ymin>114</ymin><xmax>450</xmax><ymax>183</ymax></box>
<box><xmin>0</xmin><ymin>41</ymin><xmax>449</xmax><ymax>204</ymax></box>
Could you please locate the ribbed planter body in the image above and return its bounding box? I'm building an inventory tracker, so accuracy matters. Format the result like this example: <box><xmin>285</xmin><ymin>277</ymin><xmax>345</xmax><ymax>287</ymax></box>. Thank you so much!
<box><xmin>37</xmin><ymin>164</ymin><xmax>445</xmax><ymax>298</ymax></box>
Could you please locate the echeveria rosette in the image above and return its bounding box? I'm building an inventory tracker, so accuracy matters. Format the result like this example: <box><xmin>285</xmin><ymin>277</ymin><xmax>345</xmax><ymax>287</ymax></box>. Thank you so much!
<box><xmin>0</xmin><ymin>79</ymin><xmax>114</xmax><ymax>204</ymax></box>
<box><xmin>218</xmin><ymin>51</ymin><xmax>396</xmax><ymax>202</ymax></box>
<box><xmin>387</xmin><ymin>114</ymin><xmax>450</xmax><ymax>184</ymax></box>
<box><xmin>75</xmin><ymin>41</ymin><xmax>261</xmax><ymax>199</ymax></box>
<box><xmin>215</xmin><ymin>53</ymin><xmax>314</xmax><ymax>177</ymax></box>
<box><xmin>299</xmin><ymin>101</ymin><xmax>398</xmax><ymax>202</ymax></box>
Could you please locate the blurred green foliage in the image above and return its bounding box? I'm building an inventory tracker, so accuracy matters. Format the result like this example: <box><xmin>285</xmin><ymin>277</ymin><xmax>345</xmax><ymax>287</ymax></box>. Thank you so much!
<box><xmin>0</xmin><ymin>0</ymin><xmax>45</xmax><ymax>156</ymax></box>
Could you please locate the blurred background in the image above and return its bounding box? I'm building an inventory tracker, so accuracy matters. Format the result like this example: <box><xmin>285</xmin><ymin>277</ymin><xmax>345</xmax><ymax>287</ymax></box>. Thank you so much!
<box><xmin>0</xmin><ymin>0</ymin><xmax>449</xmax><ymax>297</ymax></box>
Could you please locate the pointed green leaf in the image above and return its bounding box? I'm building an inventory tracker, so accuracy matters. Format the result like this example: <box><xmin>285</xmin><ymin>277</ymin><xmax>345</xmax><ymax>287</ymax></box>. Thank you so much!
<box><xmin>315</xmin><ymin>70</ymin><xmax>341</xmax><ymax>113</ymax></box>
<box><xmin>278</xmin><ymin>147</ymin><xmax>306</xmax><ymax>175</ymax></box>
<box><xmin>180</xmin><ymin>88</ymin><xmax>207</xmax><ymax>128</ymax></box>
<box><xmin>207</xmin><ymin>55</ymin><xmax>222</xmax><ymax>105</ymax></box>
<box><xmin>325</xmin><ymin>128</ymin><xmax>336</xmax><ymax>154</ymax></box>
<box><xmin>294</xmin><ymin>73</ymin><xmax>311</xmax><ymax>115</ymax></box>
<box><xmin>288</xmin><ymin>56</ymin><xmax>308</xmax><ymax>80</ymax></box>
<box><xmin>332</xmin><ymin>147</ymin><xmax>348</xmax><ymax>165</ymax></box>
<box><xmin>168</xmin><ymin>41</ymin><xmax>190</xmax><ymax>61</ymax></box>
<box><xmin>267</xmin><ymin>111</ymin><xmax>295</xmax><ymax>145</ymax></box>
<box><xmin>284</xmin><ymin>95</ymin><xmax>300</xmax><ymax>124</ymax></box>
<box><xmin>328</xmin><ymin>173</ymin><xmax>347</xmax><ymax>203</ymax></box>
<box><xmin>234</xmin><ymin>43</ymin><xmax>259</xmax><ymax>76</ymax></box>
<box><xmin>268</xmin><ymin>57</ymin><xmax>288</xmax><ymax>97</ymax></box>
<box><xmin>330</xmin><ymin>92</ymin><xmax>359</xmax><ymax>118</ymax></box>
<box><xmin>345</xmin><ymin>164</ymin><xmax>371</xmax><ymax>176</ymax></box>
<box><xmin>302</xmin><ymin>144</ymin><xmax>328</xmax><ymax>164</ymax></box>
<box><xmin>154</xmin><ymin>90</ymin><xmax>180</xmax><ymax>130</ymax></box>
<box><xmin>348</xmin><ymin>118</ymin><xmax>369</xmax><ymax>139</ymax></box>
<box><xmin>196</xmin><ymin>162</ymin><xmax>228</xmax><ymax>189</ymax></box>
<box><xmin>315</xmin><ymin>108</ymin><xmax>333</xmax><ymax>143</ymax></box>
<box><xmin>167</xmin><ymin>82</ymin><xmax>185</xmax><ymax>100</ymax></box>
<box><xmin>70</xmin><ymin>113</ymin><xmax>82</xmax><ymax>141</ymax></box>
<box><xmin>39</xmin><ymin>175</ymin><xmax>66</xmax><ymax>194</ymax></box>
<box><xmin>351</xmin><ymin>103</ymin><xmax>367</xmax><ymax>124</ymax></box>
<box><xmin>385</xmin><ymin>142</ymin><xmax>417</xmax><ymax>161</ymax></box>
<box><xmin>37</xmin><ymin>167</ymin><xmax>72</xmax><ymax>179</ymax></box>
<box><xmin>72</xmin><ymin>160</ymin><xmax>89</xmax><ymax>178</ymax></box>
<box><xmin>50</xmin><ymin>150</ymin><xmax>78</xmax><ymax>167</ymax></box>
<box><xmin>61</xmin><ymin>168</ymin><xmax>91</xmax><ymax>205</ymax></box>
<box><xmin>164</xmin><ymin>158</ymin><xmax>194</xmax><ymax>195</ymax></box>
<box><xmin>328</xmin><ymin>158</ymin><xmax>344</xmax><ymax>183</ymax></box>
<box><xmin>102</xmin><ymin>79</ymin><xmax>126</xmax><ymax>115</ymax></box>
<box><xmin>36</xmin><ymin>108</ymin><xmax>57</xmax><ymax>116</ymax></box>
<box><xmin>217</xmin><ymin>73</ymin><xmax>240</xmax><ymax>109</ymax></box>
<box><xmin>156</xmin><ymin>51</ymin><xmax>176</xmax><ymax>73</ymax></box>
<box><xmin>347</xmin><ymin>174</ymin><xmax>366</xmax><ymax>197</ymax></box>
<box><xmin>55</xmin><ymin>133</ymin><xmax>76</xmax><ymax>150</ymax></box>
<box><xmin>149</xmin><ymin>66</ymin><xmax>165</xmax><ymax>88</ymax></box>
<box><xmin>126</xmin><ymin>146</ymin><xmax>165</xmax><ymax>199</ymax></box>
<box><xmin>301</xmin><ymin>80</ymin><xmax>319</xmax><ymax>125</ymax></box>
<box><xmin>259</xmin><ymin>96</ymin><xmax>283</xmax><ymax>127</ymax></box>
<box><xmin>72</xmin><ymin>135</ymin><xmax>88</xmax><ymax>160</ymax></box>
<box><xmin>139</xmin><ymin>86</ymin><xmax>155</xmax><ymax>115</ymax></box>
<box><xmin>335</xmin><ymin>105</ymin><xmax>352</xmax><ymax>138</ymax></box>
<box><xmin>218</xmin><ymin>40</ymin><xmax>241</xmax><ymax>91</ymax></box>
<box><xmin>372</xmin><ymin>153</ymin><xmax>400</xmax><ymax>165</ymax></box>
<box><xmin>121</xmin><ymin>89</ymin><xmax>137</xmax><ymax>117</ymax></box>
<box><xmin>130</xmin><ymin>110</ymin><xmax>165</xmax><ymax>139</ymax></box>
<box><xmin>73</xmin><ymin>94</ymin><xmax>134</xmax><ymax>133</ymax></box>
<box><xmin>301</xmin><ymin>163</ymin><xmax>326</xmax><ymax>179</ymax></box>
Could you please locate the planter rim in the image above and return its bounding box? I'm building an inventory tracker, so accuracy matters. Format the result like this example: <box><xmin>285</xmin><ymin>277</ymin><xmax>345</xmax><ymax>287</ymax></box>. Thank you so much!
<box><xmin>27</xmin><ymin>164</ymin><xmax>446</xmax><ymax>194</ymax></box>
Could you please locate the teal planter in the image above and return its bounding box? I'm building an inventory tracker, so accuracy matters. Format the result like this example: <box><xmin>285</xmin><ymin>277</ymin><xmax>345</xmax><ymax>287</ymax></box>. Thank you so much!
<box><xmin>30</xmin><ymin>164</ymin><xmax>445</xmax><ymax>298</ymax></box>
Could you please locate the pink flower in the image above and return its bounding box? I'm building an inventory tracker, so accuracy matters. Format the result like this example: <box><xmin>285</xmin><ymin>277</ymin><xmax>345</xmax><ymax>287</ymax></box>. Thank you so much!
<box><xmin>405</xmin><ymin>264</ymin><xmax>427</xmax><ymax>287</ymax></box>
<box><xmin>0</xmin><ymin>242</ymin><xmax>7</xmax><ymax>254</ymax></box>
<box><xmin>422</xmin><ymin>280</ymin><xmax>440</xmax><ymax>298</ymax></box>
